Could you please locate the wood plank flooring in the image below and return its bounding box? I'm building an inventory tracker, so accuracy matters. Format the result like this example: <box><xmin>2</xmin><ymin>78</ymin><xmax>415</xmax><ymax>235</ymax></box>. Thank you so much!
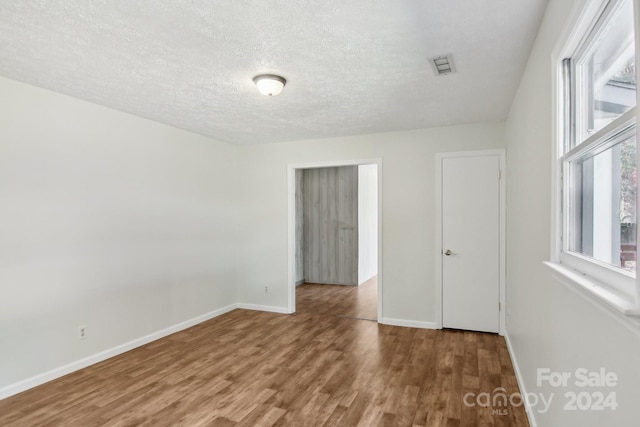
<box><xmin>297</xmin><ymin>278</ymin><xmax>377</xmax><ymax>320</ymax></box>
<box><xmin>0</xmin><ymin>282</ymin><xmax>528</xmax><ymax>426</ymax></box>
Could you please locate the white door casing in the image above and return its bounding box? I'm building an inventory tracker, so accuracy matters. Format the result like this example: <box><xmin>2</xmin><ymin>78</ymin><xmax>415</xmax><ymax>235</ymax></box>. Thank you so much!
<box><xmin>287</xmin><ymin>159</ymin><xmax>383</xmax><ymax>321</ymax></box>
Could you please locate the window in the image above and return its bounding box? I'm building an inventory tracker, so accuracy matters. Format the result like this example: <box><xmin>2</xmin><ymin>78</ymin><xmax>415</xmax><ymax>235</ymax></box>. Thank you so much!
<box><xmin>559</xmin><ymin>0</ymin><xmax>638</xmax><ymax>304</ymax></box>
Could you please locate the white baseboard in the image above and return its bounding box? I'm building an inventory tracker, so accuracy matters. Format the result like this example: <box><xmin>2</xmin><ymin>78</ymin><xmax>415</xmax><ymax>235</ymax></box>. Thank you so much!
<box><xmin>0</xmin><ymin>304</ymin><xmax>237</xmax><ymax>401</ymax></box>
<box><xmin>504</xmin><ymin>330</ymin><xmax>538</xmax><ymax>427</ymax></box>
<box><xmin>0</xmin><ymin>306</ymin><xmax>441</xmax><ymax>401</ymax></box>
<box><xmin>380</xmin><ymin>317</ymin><xmax>438</xmax><ymax>329</ymax></box>
<box><xmin>302</xmin><ymin>282</ymin><xmax>357</xmax><ymax>286</ymax></box>
<box><xmin>235</xmin><ymin>303</ymin><xmax>292</xmax><ymax>314</ymax></box>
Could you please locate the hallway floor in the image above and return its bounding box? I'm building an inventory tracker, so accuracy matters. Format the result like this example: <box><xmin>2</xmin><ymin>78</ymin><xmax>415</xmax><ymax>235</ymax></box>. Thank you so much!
<box><xmin>296</xmin><ymin>276</ymin><xmax>377</xmax><ymax>321</ymax></box>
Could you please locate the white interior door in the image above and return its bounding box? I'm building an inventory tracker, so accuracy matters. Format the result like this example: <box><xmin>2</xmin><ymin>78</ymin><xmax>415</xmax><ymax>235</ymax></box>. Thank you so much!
<box><xmin>441</xmin><ymin>154</ymin><xmax>500</xmax><ymax>333</ymax></box>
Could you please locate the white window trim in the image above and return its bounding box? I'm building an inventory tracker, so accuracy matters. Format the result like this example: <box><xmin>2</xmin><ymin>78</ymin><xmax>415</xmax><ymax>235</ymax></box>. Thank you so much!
<box><xmin>548</xmin><ymin>0</ymin><xmax>640</xmax><ymax>318</ymax></box>
<box><xmin>544</xmin><ymin>261</ymin><xmax>640</xmax><ymax>315</ymax></box>
<box><xmin>560</xmin><ymin>110</ymin><xmax>637</xmax><ymax>298</ymax></box>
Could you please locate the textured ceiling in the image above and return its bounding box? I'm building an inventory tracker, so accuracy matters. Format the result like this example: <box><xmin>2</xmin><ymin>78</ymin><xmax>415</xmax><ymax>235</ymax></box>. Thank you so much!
<box><xmin>0</xmin><ymin>1</ymin><xmax>548</xmax><ymax>145</ymax></box>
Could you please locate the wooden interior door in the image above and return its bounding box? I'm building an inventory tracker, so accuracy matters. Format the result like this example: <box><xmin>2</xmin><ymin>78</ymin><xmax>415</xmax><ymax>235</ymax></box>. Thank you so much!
<box><xmin>303</xmin><ymin>166</ymin><xmax>358</xmax><ymax>285</ymax></box>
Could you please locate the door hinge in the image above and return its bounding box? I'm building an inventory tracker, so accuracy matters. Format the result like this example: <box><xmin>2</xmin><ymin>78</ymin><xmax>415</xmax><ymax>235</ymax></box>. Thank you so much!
<box><xmin>499</xmin><ymin>302</ymin><xmax>502</xmax><ymax>311</ymax></box>
<box><xmin>498</xmin><ymin>169</ymin><xmax>502</xmax><ymax>180</ymax></box>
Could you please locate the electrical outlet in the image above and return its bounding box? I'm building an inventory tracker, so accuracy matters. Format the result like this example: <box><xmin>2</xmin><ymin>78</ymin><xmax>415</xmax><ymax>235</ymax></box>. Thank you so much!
<box><xmin>78</xmin><ymin>325</ymin><xmax>87</xmax><ymax>340</ymax></box>
<box><xmin>264</xmin><ymin>285</ymin><xmax>269</xmax><ymax>293</ymax></box>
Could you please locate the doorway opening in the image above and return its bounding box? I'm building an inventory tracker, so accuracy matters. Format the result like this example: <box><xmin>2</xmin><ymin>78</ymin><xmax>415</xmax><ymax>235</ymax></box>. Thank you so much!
<box><xmin>287</xmin><ymin>160</ymin><xmax>382</xmax><ymax>321</ymax></box>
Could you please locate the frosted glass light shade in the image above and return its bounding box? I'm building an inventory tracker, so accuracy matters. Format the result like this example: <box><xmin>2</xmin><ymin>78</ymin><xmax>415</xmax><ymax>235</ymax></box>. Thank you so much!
<box><xmin>253</xmin><ymin>74</ymin><xmax>286</xmax><ymax>96</ymax></box>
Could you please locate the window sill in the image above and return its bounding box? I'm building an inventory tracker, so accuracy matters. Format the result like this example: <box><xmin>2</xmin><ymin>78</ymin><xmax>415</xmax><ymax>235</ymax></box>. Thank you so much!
<box><xmin>543</xmin><ymin>261</ymin><xmax>640</xmax><ymax>317</ymax></box>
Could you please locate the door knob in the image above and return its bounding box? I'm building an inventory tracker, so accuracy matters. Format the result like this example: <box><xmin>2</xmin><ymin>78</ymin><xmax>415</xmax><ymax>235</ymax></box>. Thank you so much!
<box><xmin>444</xmin><ymin>249</ymin><xmax>453</xmax><ymax>256</ymax></box>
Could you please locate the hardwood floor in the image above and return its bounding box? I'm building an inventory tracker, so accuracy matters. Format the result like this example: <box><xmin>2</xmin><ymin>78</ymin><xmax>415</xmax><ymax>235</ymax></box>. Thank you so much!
<box><xmin>296</xmin><ymin>277</ymin><xmax>378</xmax><ymax>320</ymax></box>
<box><xmin>0</xmin><ymin>282</ymin><xmax>528</xmax><ymax>426</ymax></box>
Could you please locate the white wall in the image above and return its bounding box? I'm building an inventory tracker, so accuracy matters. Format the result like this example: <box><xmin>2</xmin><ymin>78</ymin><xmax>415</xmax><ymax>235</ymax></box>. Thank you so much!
<box><xmin>235</xmin><ymin>123</ymin><xmax>505</xmax><ymax>325</ymax></box>
<box><xmin>0</xmin><ymin>76</ymin><xmax>239</xmax><ymax>393</ymax></box>
<box><xmin>358</xmin><ymin>164</ymin><xmax>378</xmax><ymax>284</ymax></box>
<box><xmin>504</xmin><ymin>0</ymin><xmax>640</xmax><ymax>425</ymax></box>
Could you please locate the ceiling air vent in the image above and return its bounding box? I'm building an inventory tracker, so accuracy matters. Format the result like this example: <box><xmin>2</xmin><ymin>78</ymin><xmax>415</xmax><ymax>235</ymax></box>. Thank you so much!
<box><xmin>430</xmin><ymin>55</ymin><xmax>456</xmax><ymax>76</ymax></box>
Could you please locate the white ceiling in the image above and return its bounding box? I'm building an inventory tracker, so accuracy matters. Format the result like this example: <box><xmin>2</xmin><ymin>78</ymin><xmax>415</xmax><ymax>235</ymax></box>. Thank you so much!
<box><xmin>0</xmin><ymin>1</ymin><xmax>548</xmax><ymax>145</ymax></box>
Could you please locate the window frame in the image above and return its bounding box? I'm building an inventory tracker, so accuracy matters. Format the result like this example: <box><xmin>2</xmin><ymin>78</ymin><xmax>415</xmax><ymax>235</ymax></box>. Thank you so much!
<box><xmin>551</xmin><ymin>0</ymin><xmax>640</xmax><ymax>315</ymax></box>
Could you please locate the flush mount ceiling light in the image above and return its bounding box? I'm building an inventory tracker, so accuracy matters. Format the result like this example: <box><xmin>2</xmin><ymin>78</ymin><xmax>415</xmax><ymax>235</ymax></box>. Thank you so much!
<box><xmin>253</xmin><ymin>74</ymin><xmax>286</xmax><ymax>96</ymax></box>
